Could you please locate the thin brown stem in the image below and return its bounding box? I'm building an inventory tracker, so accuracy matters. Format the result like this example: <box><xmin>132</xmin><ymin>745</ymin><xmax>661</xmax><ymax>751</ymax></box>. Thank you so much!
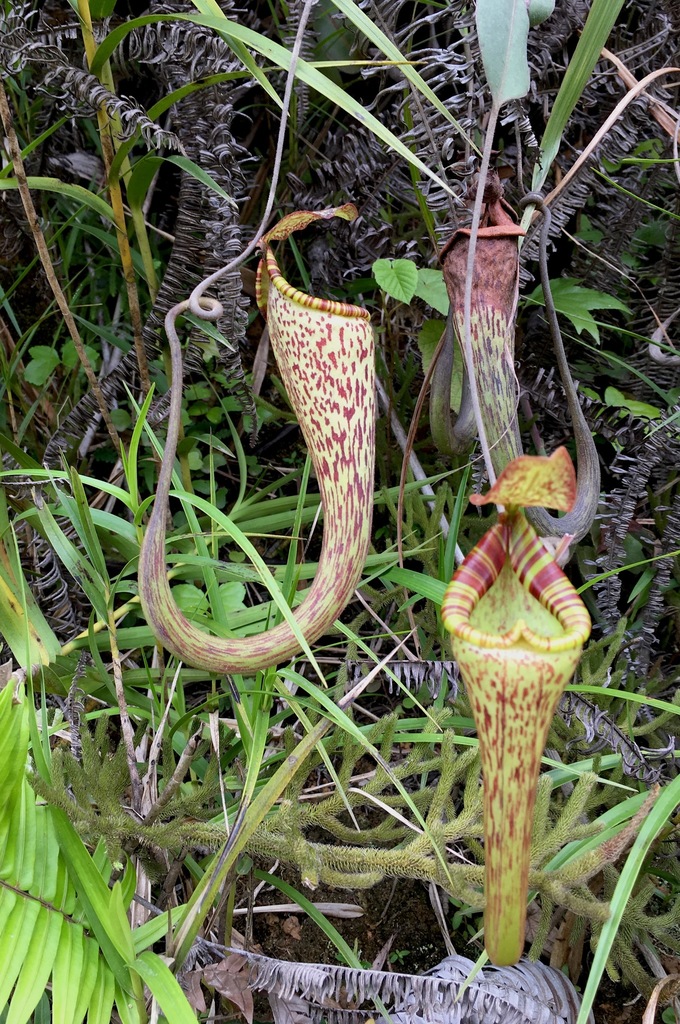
<box><xmin>108</xmin><ymin>608</ymin><xmax>142</xmax><ymax>811</ymax></box>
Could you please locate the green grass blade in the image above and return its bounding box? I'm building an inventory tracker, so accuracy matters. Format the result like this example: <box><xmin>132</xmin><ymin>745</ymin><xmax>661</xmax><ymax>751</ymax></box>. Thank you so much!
<box><xmin>530</xmin><ymin>0</ymin><xmax>625</xmax><ymax>194</ymax></box>
<box><xmin>255</xmin><ymin>870</ymin><xmax>363</xmax><ymax>966</ymax></box>
<box><xmin>383</xmin><ymin>566</ymin><xmax>447</xmax><ymax>605</ymax></box>
<box><xmin>91</xmin><ymin>10</ymin><xmax>455</xmax><ymax>198</ymax></box>
<box><xmin>0</xmin><ymin>178</ymin><xmax>115</xmax><ymax>223</ymax></box>
<box><xmin>329</xmin><ymin>0</ymin><xmax>476</xmax><ymax>150</ymax></box>
<box><xmin>575</xmin><ymin>774</ymin><xmax>680</xmax><ymax>1024</ymax></box>
<box><xmin>130</xmin><ymin>951</ymin><xmax>197</xmax><ymax>1024</ymax></box>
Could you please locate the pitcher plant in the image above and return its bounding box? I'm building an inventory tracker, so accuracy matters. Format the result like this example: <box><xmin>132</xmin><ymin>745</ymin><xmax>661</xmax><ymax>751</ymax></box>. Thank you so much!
<box><xmin>139</xmin><ymin>205</ymin><xmax>376</xmax><ymax>674</ymax></box>
<box><xmin>441</xmin><ymin>448</ymin><xmax>591</xmax><ymax>965</ymax></box>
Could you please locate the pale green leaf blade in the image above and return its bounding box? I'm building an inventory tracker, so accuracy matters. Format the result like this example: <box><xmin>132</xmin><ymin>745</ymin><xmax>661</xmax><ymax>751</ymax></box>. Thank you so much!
<box><xmin>14</xmin><ymin>782</ymin><xmax>37</xmax><ymax>893</ymax></box>
<box><xmin>532</xmin><ymin>0</ymin><xmax>625</xmax><ymax>192</ymax></box>
<box><xmin>31</xmin><ymin>492</ymin><xmax>109</xmax><ymax>622</ymax></box>
<box><xmin>0</xmin><ymin>674</ymin><xmax>29</xmax><ymax>817</ymax></box>
<box><xmin>50</xmin><ymin>809</ymin><xmax>131</xmax><ymax>992</ymax></box>
<box><xmin>604</xmin><ymin>386</ymin><xmax>661</xmax><ymax>421</ymax></box>
<box><xmin>5</xmin><ymin>910</ymin><xmax>62</xmax><ymax>1024</ymax></box>
<box><xmin>71</xmin><ymin>934</ymin><xmax>102</xmax><ymax>1024</ymax></box>
<box><xmin>113</xmin><ymin>983</ymin><xmax>143</xmax><ymax>1024</ymax></box>
<box><xmin>52</xmin><ymin>921</ymin><xmax>85</xmax><ymax>1024</ymax></box>
<box><xmin>87</xmin><ymin>959</ymin><xmax>116</xmax><ymax>1024</ymax></box>
<box><xmin>414</xmin><ymin>268</ymin><xmax>450</xmax><ymax>315</ymax></box>
<box><xmin>476</xmin><ymin>0</ymin><xmax>530</xmax><ymax>106</ymax></box>
<box><xmin>126</xmin><ymin>153</ymin><xmax>236</xmax><ymax>211</ymax></box>
<box><xmin>0</xmin><ymin>900</ymin><xmax>42</xmax><ymax>1011</ymax></box>
<box><xmin>131</xmin><ymin>951</ymin><xmax>198</xmax><ymax>1024</ymax></box>
<box><xmin>383</xmin><ymin>566</ymin><xmax>447</xmax><ymax>606</ymax></box>
<box><xmin>0</xmin><ymin>498</ymin><xmax>61</xmax><ymax>667</ymax></box>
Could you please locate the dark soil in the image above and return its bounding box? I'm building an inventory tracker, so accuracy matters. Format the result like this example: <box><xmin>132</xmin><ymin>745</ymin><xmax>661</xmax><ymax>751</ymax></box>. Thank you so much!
<box><xmin>245</xmin><ymin>868</ymin><xmax>647</xmax><ymax>1024</ymax></box>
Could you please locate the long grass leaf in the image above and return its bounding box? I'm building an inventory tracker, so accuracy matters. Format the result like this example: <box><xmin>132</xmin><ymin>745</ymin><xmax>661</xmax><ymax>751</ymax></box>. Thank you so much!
<box><xmin>91</xmin><ymin>11</ymin><xmax>455</xmax><ymax>197</ymax></box>
<box><xmin>575</xmin><ymin>774</ymin><xmax>680</xmax><ymax>1024</ymax></box>
<box><xmin>531</xmin><ymin>0</ymin><xmax>625</xmax><ymax>193</ymax></box>
<box><xmin>0</xmin><ymin>178</ymin><xmax>115</xmax><ymax>222</ymax></box>
<box><xmin>131</xmin><ymin>952</ymin><xmax>197</xmax><ymax>1024</ymax></box>
<box><xmin>329</xmin><ymin>0</ymin><xmax>476</xmax><ymax>150</ymax></box>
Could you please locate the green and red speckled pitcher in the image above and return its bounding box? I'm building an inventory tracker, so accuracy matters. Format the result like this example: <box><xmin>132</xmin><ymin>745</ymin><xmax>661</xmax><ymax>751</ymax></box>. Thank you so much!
<box><xmin>441</xmin><ymin>448</ymin><xmax>591</xmax><ymax>965</ymax></box>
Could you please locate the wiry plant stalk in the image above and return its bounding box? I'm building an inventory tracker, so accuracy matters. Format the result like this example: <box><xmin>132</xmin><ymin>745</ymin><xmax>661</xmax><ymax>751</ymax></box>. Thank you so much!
<box><xmin>139</xmin><ymin>206</ymin><xmax>375</xmax><ymax>674</ymax></box>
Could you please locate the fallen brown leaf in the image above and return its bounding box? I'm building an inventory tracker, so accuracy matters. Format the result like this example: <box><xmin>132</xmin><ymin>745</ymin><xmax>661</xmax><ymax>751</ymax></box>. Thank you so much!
<box><xmin>203</xmin><ymin>954</ymin><xmax>254</xmax><ymax>1024</ymax></box>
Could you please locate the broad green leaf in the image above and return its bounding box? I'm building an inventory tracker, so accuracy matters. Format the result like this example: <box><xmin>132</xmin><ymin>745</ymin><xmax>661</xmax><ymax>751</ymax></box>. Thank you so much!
<box><xmin>531</xmin><ymin>0</ymin><xmax>625</xmax><ymax>193</ymax></box>
<box><xmin>416</xmin><ymin>319</ymin><xmax>446</xmax><ymax>373</ymax></box>
<box><xmin>372</xmin><ymin>258</ymin><xmax>418</xmax><ymax>303</ymax></box>
<box><xmin>414</xmin><ymin>268</ymin><xmax>449</xmax><ymax>315</ymax></box>
<box><xmin>0</xmin><ymin>178</ymin><xmax>115</xmax><ymax>223</ymax></box>
<box><xmin>528</xmin><ymin>0</ymin><xmax>555</xmax><ymax>26</ymax></box>
<box><xmin>604</xmin><ymin>385</ymin><xmax>662</xmax><ymax>421</ymax></box>
<box><xmin>62</xmin><ymin>339</ymin><xmax>100</xmax><ymax>372</ymax></box>
<box><xmin>89</xmin><ymin>0</ymin><xmax>117</xmax><ymax>16</ymax></box>
<box><xmin>24</xmin><ymin>346</ymin><xmax>61</xmax><ymax>386</ymax></box>
<box><xmin>526</xmin><ymin>277</ymin><xmax>629</xmax><ymax>342</ymax></box>
<box><xmin>476</xmin><ymin>0</ymin><xmax>530</xmax><ymax>106</ymax></box>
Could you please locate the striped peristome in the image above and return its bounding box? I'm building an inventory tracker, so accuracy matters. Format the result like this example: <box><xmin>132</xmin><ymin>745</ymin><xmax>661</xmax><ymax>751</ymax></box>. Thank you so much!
<box><xmin>258</xmin><ymin>249</ymin><xmax>371</xmax><ymax>322</ymax></box>
<box><xmin>441</xmin><ymin>511</ymin><xmax>590</xmax><ymax>652</ymax></box>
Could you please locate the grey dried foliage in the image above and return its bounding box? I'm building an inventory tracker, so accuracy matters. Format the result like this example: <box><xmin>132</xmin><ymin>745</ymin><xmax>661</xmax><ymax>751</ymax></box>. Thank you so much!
<box><xmin>236</xmin><ymin>949</ymin><xmax>594</xmax><ymax>1024</ymax></box>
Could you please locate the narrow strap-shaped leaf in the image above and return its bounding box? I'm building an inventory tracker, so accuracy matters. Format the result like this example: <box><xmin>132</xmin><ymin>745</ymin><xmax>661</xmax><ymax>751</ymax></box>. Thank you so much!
<box><xmin>0</xmin><ymin>899</ymin><xmax>42</xmax><ymax>1010</ymax></box>
<box><xmin>72</xmin><ymin>936</ymin><xmax>108</xmax><ymax>1024</ymax></box>
<box><xmin>50</xmin><ymin>808</ymin><xmax>131</xmax><ymax>993</ymax></box>
<box><xmin>131</xmin><ymin>951</ymin><xmax>198</xmax><ymax>1024</ymax></box>
<box><xmin>14</xmin><ymin>782</ymin><xmax>37</xmax><ymax>894</ymax></box>
<box><xmin>86</xmin><ymin>959</ymin><xmax>116</xmax><ymax>1024</ymax></box>
<box><xmin>52</xmin><ymin>921</ymin><xmax>81</xmax><ymax>1024</ymax></box>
